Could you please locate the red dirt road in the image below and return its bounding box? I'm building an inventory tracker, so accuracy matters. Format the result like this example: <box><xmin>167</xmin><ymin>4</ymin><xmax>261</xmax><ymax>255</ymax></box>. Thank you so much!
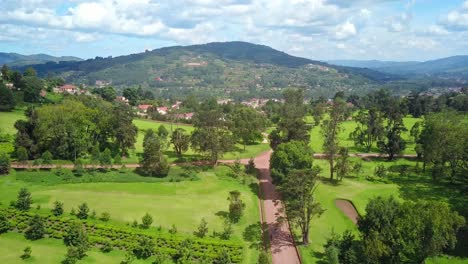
<box><xmin>254</xmin><ymin>151</ymin><xmax>302</xmax><ymax>264</ymax></box>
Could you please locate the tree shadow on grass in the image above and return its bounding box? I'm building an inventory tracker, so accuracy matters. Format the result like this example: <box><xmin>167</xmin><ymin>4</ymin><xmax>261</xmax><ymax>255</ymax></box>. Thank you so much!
<box><xmin>312</xmin><ymin>251</ymin><xmax>327</xmax><ymax>264</ymax></box>
<box><xmin>388</xmin><ymin>172</ymin><xmax>468</xmax><ymax>257</ymax></box>
<box><xmin>215</xmin><ymin>210</ymin><xmax>229</xmax><ymax>220</ymax></box>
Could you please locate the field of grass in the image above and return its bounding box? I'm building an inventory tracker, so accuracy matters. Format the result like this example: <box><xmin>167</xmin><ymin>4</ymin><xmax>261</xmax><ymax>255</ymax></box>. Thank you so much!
<box><xmin>0</xmin><ymin>109</ymin><xmax>26</xmax><ymax>155</ymax></box>
<box><xmin>0</xmin><ymin>109</ymin><xmax>26</xmax><ymax>135</ymax></box>
<box><xmin>309</xmin><ymin>116</ymin><xmax>421</xmax><ymax>154</ymax></box>
<box><xmin>0</xmin><ymin>165</ymin><xmax>261</xmax><ymax>263</ymax></box>
<box><xmin>0</xmin><ymin>232</ymin><xmax>147</xmax><ymax>264</ymax></box>
<box><xmin>129</xmin><ymin>118</ymin><xmax>270</xmax><ymax>164</ymax></box>
<box><xmin>298</xmin><ymin>157</ymin><xmax>468</xmax><ymax>264</ymax></box>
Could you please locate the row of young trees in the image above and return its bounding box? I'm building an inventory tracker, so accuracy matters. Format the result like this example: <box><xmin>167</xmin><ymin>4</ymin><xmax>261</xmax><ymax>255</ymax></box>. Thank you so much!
<box><xmin>139</xmin><ymin>100</ymin><xmax>268</xmax><ymax>176</ymax></box>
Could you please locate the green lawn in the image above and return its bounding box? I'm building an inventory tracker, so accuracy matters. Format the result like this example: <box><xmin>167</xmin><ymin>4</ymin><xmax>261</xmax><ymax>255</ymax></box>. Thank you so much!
<box><xmin>309</xmin><ymin>115</ymin><xmax>421</xmax><ymax>154</ymax></box>
<box><xmin>129</xmin><ymin>118</ymin><xmax>270</xmax><ymax>164</ymax></box>
<box><xmin>296</xmin><ymin>157</ymin><xmax>468</xmax><ymax>263</ymax></box>
<box><xmin>0</xmin><ymin>165</ymin><xmax>261</xmax><ymax>263</ymax></box>
<box><xmin>0</xmin><ymin>108</ymin><xmax>26</xmax><ymax>155</ymax></box>
<box><xmin>0</xmin><ymin>109</ymin><xmax>26</xmax><ymax>135</ymax></box>
<box><xmin>0</xmin><ymin>232</ymin><xmax>149</xmax><ymax>264</ymax></box>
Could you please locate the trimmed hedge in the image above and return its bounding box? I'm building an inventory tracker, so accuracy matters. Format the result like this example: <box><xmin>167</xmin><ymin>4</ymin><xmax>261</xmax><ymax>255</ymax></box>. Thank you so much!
<box><xmin>1</xmin><ymin>207</ymin><xmax>243</xmax><ymax>263</ymax></box>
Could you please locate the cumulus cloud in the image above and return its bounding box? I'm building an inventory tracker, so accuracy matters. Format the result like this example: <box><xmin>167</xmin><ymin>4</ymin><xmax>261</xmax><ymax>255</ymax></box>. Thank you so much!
<box><xmin>334</xmin><ymin>21</ymin><xmax>357</xmax><ymax>39</ymax></box>
<box><xmin>440</xmin><ymin>1</ymin><xmax>468</xmax><ymax>31</ymax></box>
<box><xmin>0</xmin><ymin>0</ymin><xmax>467</xmax><ymax>60</ymax></box>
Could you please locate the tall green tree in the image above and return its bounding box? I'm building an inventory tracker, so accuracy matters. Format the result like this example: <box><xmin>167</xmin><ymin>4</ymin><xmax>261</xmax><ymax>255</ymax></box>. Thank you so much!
<box><xmin>191</xmin><ymin>103</ymin><xmax>233</xmax><ymax>165</ymax></box>
<box><xmin>280</xmin><ymin>168</ymin><xmax>324</xmax><ymax>244</ymax></box>
<box><xmin>270</xmin><ymin>140</ymin><xmax>314</xmax><ymax>184</ymax></box>
<box><xmin>16</xmin><ymin>188</ymin><xmax>32</xmax><ymax>211</ymax></box>
<box><xmin>20</xmin><ymin>76</ymin><xmax>43</xmax><ymax>103</ymax></box>
<box><xmin>24</xmin><ymin>214</ymin><xmax>45</xmax><ymax>240</ymax></box>
<box><xmin>0</xmin><ymin>153</ymin><xmax>11</xmax><ymax>175</ymax></box>
<box><xmin>270</xmin><ymin>89</ymin><xmax>309</xmax><ymax>148</ymax></box>
<box><xmin>63</xmin><ymin>222</ymin><xmax>90</xmax><ymax>259</ymax></box>
<box><xmin>350</xmin><ymin>108</ymin><xmax>384</xmax><ymax>152</ymax></box>
<box><xmin>229</xmin><ymin>106</ymin><xmax>267</xmax><ymax>149</ymax></box>
<box><xmin>171</xmin><ymin>128</ymin><xmax>190</xmax><ymax>157</ymax></box>
<box><xmin>0</xmin><ymin>83</ymin><xmax>15</xmax><ymax>111</ymax></box>
<box><xmin>322</xmin><ymin>99</ymin><xmax>347</xmax><ymax>180</ymax></box>
<box><xmin>377</xmin><ymin>117</ymin><xmax>406</xmax><ymax>161</ymax></box>
<box><xmin>228</xmin><ymin>191</ymin><xmax>245</xmax><ymax>223</ymax></box>
<box><xmin>1</xmin><ymin>64</ymin><xmax>11</xmax><ymax>81</ymax></box>
<box><xmin>419</xmin><ymin>110</ymin><xmax>467</xmax><ymax>182</ymax></box>
<box><xmin>112</xmin><ymin>104</ymin><xmax>138</xmax><ymax>156</ymax></box>
<box><xmin>140</xmin><ymin>129</ymin><xmax>170</xmax><ymax>177</ymax></box>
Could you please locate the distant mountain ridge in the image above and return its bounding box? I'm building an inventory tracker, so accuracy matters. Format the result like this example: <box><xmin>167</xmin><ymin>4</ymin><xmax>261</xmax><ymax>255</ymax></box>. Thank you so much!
<box><xmin>0</xmin><ymin>52</ymin><xmax>82</xmax><ymax>67</ymax></box>
<box><xmin>329</xmin><ymin>56</ymin><xmax>468</xmax><ymax>78</ymax></box>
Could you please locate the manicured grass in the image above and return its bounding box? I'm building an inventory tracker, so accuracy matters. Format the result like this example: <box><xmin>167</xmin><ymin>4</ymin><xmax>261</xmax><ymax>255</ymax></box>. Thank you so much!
<box><xmin>130</xmin><ymin>118</ymin><xmax>270</xmax><ymax>164</ymax></box>
<box><xmin>0</xmin><ymin>108</ymin><xmax>26</xmax><ymax>135</ymax></box>
<box><xmin>309</xmin><ymin>115</ymin><xmax>422</xmax><ymax>154</ymax></box>
<box><xmin>298</xmin><ymin>157</ymin><xmax>468</xmax><ymax>264</ymax></box>
<box><xmin>0</xmin><ymin>232</ymin><xmax>150</xmax><ymax>264</ymax></box>
<box><xmin>0</xmin><ymin>165</ymin><xmax>261</xmax><ymax>263</ymax></box>
<box><xmin>0</xmin><ymin>108</ymin><xmax>26</xmax><ymax>155</ymax></box>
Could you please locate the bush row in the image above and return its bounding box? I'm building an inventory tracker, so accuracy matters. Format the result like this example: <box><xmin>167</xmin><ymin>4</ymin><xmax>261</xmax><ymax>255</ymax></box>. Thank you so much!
<box><xmin>1</xmin><ymin>207</ymin><xmax>243</xmax><ymax>262</ymax></box>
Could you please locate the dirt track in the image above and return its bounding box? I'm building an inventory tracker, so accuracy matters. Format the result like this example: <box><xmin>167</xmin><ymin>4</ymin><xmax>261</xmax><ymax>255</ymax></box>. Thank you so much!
<box><xmin>254</xmin><ymin>151</ymin><xmax>302</xmax><ymax>264</ymax></box>
<box><xmin>335</xmin><ymin>199</ymin><xmax>359</xmax><ymax>224</ymax></box>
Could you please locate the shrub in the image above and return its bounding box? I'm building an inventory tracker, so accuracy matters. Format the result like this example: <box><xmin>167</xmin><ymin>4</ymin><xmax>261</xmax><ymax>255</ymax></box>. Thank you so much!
<box><xmin>220</xmin><ymin>221</ymin><xmax>233</xmax><ymax>240</ymax></box>
<box><xmin>24</xmin><ymin>214</ymin><xmax>45</xmax><ymax>240</ymax></box>
<box><xmin>244</xmin><ymin>158</ymin><xmax>256</xmax><ymax>175</ymax></box>
<box><xmin>20</xmin><ymin>246</ymin><xmax>32</xmax><ymax>259</ymax></box>
<box><xmin>41</xmin><ymin>151</ymin><xmax>53</xmax><ymax>165</ymax></box>
<box><xmin>141</xmin><ymin>213</ymin><xmax>153</xmax><ymax>229</ymax></box>
<box><xmin>76</xmin><ymin>203</ymin><xmax>89</xmax><ymax>219</ymax></box>
<box><xmin>0</xmin><ymin>212</ymin><xmax>10</xmax><ymax>233</ymax></box>
<box><xmin>258</xmin><ymin>250</ymin><xmax>269</xmax><ymax>264</ymax></box>
<box><xmin>169</xmin><ymin>224</ymin><xmax>177</xmax><ymax>235</ymax></box>
<box><xmin>0</xmin><ymin>153</ymin><xmax>11</xmax><ymax>175</ymax></box>
<box><xmin>52</xmin><ymin>201</ymin><xmax>64</xmax><ymax>216</ymax></box>
<box><xmin>100</xmin><ymin>212</ymin><xmax>111</xmax><ymax>222</ymax></box>
<box><xmin>62</xmin><ymin>246</ymin><xmax>79</xmax><ymax>264</ymax></box>
<box><xmin>374</xmin><ymin>164</ymin><xmax>387</xmax><ymax>178</ymax></box>
<box><xmin>101</xmin><ymin>240</ymin><xmax>113</xmax><ymax>253</ymax></box>
<box><xmin>15</xmin><ymin>188</ymin><xmax>32</xmax><ymax>211</ymax></box>
<box><xmin>133</xmin><ymin>236</ymin><xmax>155</xmax><ymax>259</ymax></box>
<box><xmin>73</xmin><ymin>159</ymin><xmax>85</xmax><ymax>176</ymax></box>
<box><xmin>194</xmin><ymin>218</ymin><xmax>208</xmax><ymax>238</ymax></box>
<box><xmin>228</xmin><ymin>191</ymin><xmax>244</xmax><ymax>223</ymax></box>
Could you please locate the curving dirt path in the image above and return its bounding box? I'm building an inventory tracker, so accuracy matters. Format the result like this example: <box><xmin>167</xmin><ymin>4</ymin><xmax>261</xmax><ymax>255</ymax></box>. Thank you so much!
<box><xmin>254</xmin><ymin>151</ymin><xmax>302</xmax><ymax>264</ymax></box>
<box><xmin>335</xmin><ymin>199</ymin><xmax>359</xmax><ymax>224</ymax></box>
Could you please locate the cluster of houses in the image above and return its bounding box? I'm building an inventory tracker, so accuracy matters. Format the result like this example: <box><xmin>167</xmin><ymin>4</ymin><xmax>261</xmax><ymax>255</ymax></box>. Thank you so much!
<box><xmin>137</xmin><ymin>101</ymin><xmax>194</xmax><ymax>120</ymax></box>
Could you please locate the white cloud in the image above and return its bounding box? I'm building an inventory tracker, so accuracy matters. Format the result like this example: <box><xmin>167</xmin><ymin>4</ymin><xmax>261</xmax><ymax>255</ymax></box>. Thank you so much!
<box><xmin>334</xmin><ymin>21</ymin><xmax>357</xmax><ymax>39</ymax></box>
<box><xmin>440</xmin><ymin>1</ymin><xmax>468</xmax><ymax>31</ymax></box>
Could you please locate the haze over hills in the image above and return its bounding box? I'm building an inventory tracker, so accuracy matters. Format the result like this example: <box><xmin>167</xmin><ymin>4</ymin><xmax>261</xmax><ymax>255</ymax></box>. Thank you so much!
<box><xmin>329</xmin><ymin>56</ymin><xmax>468</xmax><ymax>79</ymax></box>
<box><xmin>6</xmin><ymin>41</ymin><xmax>467</xmax><ymax>97</ymax></box>
<box><xmin>0</xmin><ymin>52</ymin><xmax>82</xmax><ymax>67</ymax></box>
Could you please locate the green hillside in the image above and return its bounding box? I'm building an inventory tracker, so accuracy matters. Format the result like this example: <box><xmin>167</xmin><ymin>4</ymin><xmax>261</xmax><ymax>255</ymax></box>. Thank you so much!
<box><xmin>17</xmin><ymin>42</ymin><xmax>396</xmax><ymax>97</ymax></box>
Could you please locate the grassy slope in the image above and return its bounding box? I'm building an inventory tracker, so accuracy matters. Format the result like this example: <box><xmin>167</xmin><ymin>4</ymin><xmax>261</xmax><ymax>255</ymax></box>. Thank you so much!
<box><xmin>309</xmin><ymin>116</ymin><xmax>421</xmax><ymax>154</ymax></box>
<box><xmin>0</xmin><ymin>166</ymin><xmax>260</xmax><ymax>264</ymax></box>
<box><xmin>0</xmin><ymin>232</ymin><xmax>151</xmax><ymax>264</ymax></box>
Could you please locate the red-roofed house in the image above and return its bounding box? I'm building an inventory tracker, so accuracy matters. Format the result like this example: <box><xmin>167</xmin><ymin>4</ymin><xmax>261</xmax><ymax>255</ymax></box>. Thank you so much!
<box><xmin>55</xmin><ymin>84</ymin><xmax>79</xmax><ymax>94</ymax></box>
<box><xmin>157</xmin><ymin>106</ymin><xmax>168</xmax><ymax>115</ymax></box>
<box><xmin>138</xmin><ymin>104</ymin><xmax>152</xmax><ymax>113</ymax></box>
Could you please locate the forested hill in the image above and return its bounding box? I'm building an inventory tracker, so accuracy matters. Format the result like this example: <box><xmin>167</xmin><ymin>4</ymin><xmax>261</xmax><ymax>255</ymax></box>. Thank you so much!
<box><xmin>14</xmin><ymin>41</ymin><xmax>398</xmax><ymax>97</ymax></box>
<box><xmin>0</xmin><ymin>52</ymin><xmax>82</xmax><ymax>67</ymax></box>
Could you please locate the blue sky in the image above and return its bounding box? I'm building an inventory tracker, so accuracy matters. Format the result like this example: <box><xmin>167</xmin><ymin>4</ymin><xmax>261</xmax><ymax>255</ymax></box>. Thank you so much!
<box><xmin>0</xmin><ymin>0</ymin><xmax>467</xmax><ymax>61</ymax></box>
